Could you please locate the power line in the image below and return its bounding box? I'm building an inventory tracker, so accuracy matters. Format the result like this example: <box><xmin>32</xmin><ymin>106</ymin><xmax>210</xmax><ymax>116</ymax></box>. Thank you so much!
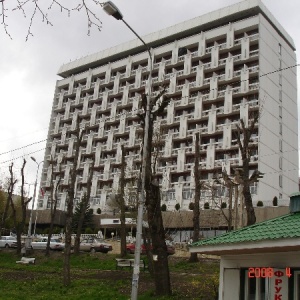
<box><xmin>0</xmin><ymin>127</ymin><xmax>48</xmax><ymax>144</ymax></box>
<box><xmin>0</xmin><ymin>139</ymin><xmax>47</xmax><ymax>156</ymax></box>
<box><xmin>0</xmin><ymin>148</ymin><xmax>45</xmax><ymax>165</ymax></box>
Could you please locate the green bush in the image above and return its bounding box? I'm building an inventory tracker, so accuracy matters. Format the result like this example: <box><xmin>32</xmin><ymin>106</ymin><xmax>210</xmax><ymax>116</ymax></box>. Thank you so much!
<box><xmin>273</xmin><ymin>196</ymin><xmax>278</xmax><ymax>206</ymax></box>
<box><xmin>161</xmin><ymin>204</ymin><xmax>167</xmax><ymax>211</ymax></box>
<box><xmin>85</xmin><ymin>227</ymin><xmax>93</xmax><ymax>234</ymax></box>
<box><xmin>175</xmin><ymin>203</ymin><xmax>180</xmax><ymax>211</ymax></box>
<box><xmin>43</xmin><ymin>228</ymin><xmax>49</xmax><ymax>234</ymax></box>
<box><xmin>188</xmin><ymin>202</ymin><xmax>195</xmax><ymax>210</ymax></box>
<box><xmin>257</xmin><ymin>200</ymin><xmax>264</xmax><ymax>207</ymax></box>
<box><xmin>97</xmin><ymin>208</ymin><xmax>102</xmax><ymax>214</ymax></box>
<box><xmin>221</xmin><ymin>202</ymin><xmax>227</xmax><ymax>209</ymax></box>
<box><xmin>204</xmin><ymin>202</ymin><xmax>210</xmax><ymax>209</ymax></box>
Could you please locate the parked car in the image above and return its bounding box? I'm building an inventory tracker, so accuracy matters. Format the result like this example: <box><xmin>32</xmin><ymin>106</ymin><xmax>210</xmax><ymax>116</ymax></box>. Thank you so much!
<box><xmin>0</xmin><ymin>236</ymin><xmax>17</xmax><ymax>248</ymax></box>
<box><xmin>31</xmin><ymin>238</ymin><xmax>65</xmax><ymax>251</ymax></box>
<box><xmin>126</xmin><ymin>240</ymin><xmax>175</xmax><ymax>255</ymax></box>
<box><xmin>79</xmin><ymin>237</ymin><xmax>112</xmax><ymax>253</ymax></box>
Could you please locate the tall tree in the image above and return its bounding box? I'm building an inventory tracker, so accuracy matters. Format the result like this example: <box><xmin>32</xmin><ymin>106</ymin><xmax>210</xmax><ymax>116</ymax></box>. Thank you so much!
<box><xmin>1</xmin><ymin>175</ymin><xmax>16</xmax><ymax>233</ymax></box>
<box><xmin>45</xmin><ymin>157</ymin><xmax>62</xmax><ymax>256</ymax></box>
<box><xmin>73</xmin><ymin>155</ymin><xmax>95</xmax><ymax>254</ymax></box>
<box><xmin>138</xmin><ymin>88</ymin><xmax>172</xmax><ymax>296</ymax></box>
<box><xmin>63</xmin><ymin>120</ymin><xmax>84</xmax><ymax>286</ymax></box>
<box><xmin>119</xmin><ymin>145</ymin><xmax>127</xmax><ymax>258</ymax></box>
<box><xmin>8</xmin><ymin>160</ymin><xmax>31</xmax><ymax>254</ymax></box>
<box><xmin>72</xmin><ymin>197</ymin><xmax>94</xmax><ymax>234</ymax></box>
<box><xmin>235</xmin><ymin>114</ymin><xmax>259</xmax><ymax>226</ymax></box>
<box><xmin>189</xmin><ymin>132</ymin><xmax>201</xmax><ymax>263</ymax></box>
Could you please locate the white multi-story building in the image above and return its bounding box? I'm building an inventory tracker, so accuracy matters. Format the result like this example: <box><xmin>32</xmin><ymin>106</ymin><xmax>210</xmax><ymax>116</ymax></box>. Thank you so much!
<box><xmin>39</xmin><ymin>0</ymin><xmax>298</xmax><ymax>212</ymax></box>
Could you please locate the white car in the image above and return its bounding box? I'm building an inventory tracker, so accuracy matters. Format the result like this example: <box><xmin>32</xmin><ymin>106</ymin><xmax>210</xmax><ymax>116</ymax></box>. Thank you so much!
<box><xmin>0</xmin><ymin>236</ymin><xmax>17</xmax><ymax>248</ymax></box>
<box><xmin>79</xmin><ymin>237</ymin><xmax>112</xmax><ymax>253</ymax></box>
<box><xmin>31</xmin><ymin>238</ymin><xmax>65</xmax><ymax>251</ymax></box>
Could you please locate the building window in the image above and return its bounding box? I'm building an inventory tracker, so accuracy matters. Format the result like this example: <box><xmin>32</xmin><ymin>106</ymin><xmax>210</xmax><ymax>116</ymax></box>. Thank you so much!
<box><xmin>279</xmin><ymin>106</ymin><xmax>282</xmax><ymax>118</ymax></box>
<box><xmin>279</xmin><ymin>90</ymin><xmax>282</xmax><ymax>102</ymax></box>
<box><xmin>279</xmin><ymin>140</ymin><xmax>283</xmax><ymax>152</ymax></box>
<box><xmin>279</xmin><ymin>157</ymin><xmax>282</xmax><ymax>170</ymax></box>
<box><xmin>244</xmin><ymin>270</ymin><xmax>267</xmax><ymax>300</ymax></box>
<box><xmin>279</xmin><ymin>73</ymin><xmax>282</xmax><ymax>86</ymax></box>
<box><xmin>279</xmin><ymin>175</ymin><xmax>283</xmax><ymax>188</ymax></box>
<box><xmin>294</xmin><ymin>271</ymin><xmax>300</xmax><ymax>299</ymax></box>
<box><xmin>279</xmin><ymin>123</ymin><xmax>282</xmax><ymax>134</ymax></box>
<box><xmin>167</xmin><ymin>191</ymin><xmax>176</xmax><ymax>201</ymax></box>
<box><xmin>278</xmin><ymin>43</ymin><xmax>282</xmax><ymax>54</ymax></box>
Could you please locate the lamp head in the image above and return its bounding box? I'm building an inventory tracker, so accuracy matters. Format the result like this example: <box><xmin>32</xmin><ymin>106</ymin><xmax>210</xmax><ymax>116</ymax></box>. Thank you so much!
<box><xmin>103</xmin><ymin>1</ymin><xmax>123</xmax><ymax>20</ymax></box>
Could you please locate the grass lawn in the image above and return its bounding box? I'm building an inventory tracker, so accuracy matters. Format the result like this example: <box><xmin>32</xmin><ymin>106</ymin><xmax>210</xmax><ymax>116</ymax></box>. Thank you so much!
<box><xmin>0</xmin><ymin>250</ymin><xmax>219</xmax><ymax>300</ymax></box>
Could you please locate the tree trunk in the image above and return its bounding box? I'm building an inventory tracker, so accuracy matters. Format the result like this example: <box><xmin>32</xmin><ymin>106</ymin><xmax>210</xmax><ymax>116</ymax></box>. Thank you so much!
<box><xmin>63</xmin><ymin>207</ymin><xmax>72</xmax><ymax>286</ymax></box>
<box><xmin>243</xmin><ymin>183</ymin><xmax>256</xmax><ymax>225</ymax></box>
<box><xmin>46</xmin><ymin>165</ymin><xmax>61</xmax><ymax>256</ymax></box>
<box><xmin>74</xmin><ymin>195</ymin><xmax>89</xmax><ymax>254</ymax></box>
<box><xmin>46</xmin><ymin>192</ymin><xmax>60</xmax><ymax>256</ymax></box>
<box><xmin>74</xmin><ymin>156</ymin><xmax>94</xmax><ymax>254</ymax></box>
<box><xmin>119</xmin><ymin>145</ymin><xmax>127</xmax><ymax>258</ymax></box>
<box><xmin>144</xmin><ymin>114</ymin><xmax>171</xmax><ymax>296</ymax></box>
<box><xmin>189</xmin><ymin>132</ymin><xmax>200</xmax><ymax>263</ymax></box>
<box><xmin>227</xmin><ymin>186</ymin><xmax>232</xmax><ymax>232</ymax></box>
<box><xmin>63</xmin><ymin>120</ymin><xmax>83</xmax><ymax>286</ymax></box>
<box><xmin>1</xmin><ymin>191</ymin><xmax>10</xmax><ymax>233</ymax></box>
<box><xmin>147</xmin><ymin>182</ymin><xmax>171</xmax><ymax>296</ymax></box>
<box><xmin>236</xmin><ymin>117</ymin><xmax>258</xmax><ymax>227</ymax></box>
<box><xmin>9</xmin><ymin>160</ymin><xmax>30</xmax><ymax>255</ymax></box>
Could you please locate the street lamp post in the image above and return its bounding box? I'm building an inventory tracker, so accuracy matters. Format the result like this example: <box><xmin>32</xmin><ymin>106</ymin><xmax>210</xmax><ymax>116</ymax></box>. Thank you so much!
<box><xmin>27</xmin><ymin>157</ymin><xmax>43</xmax><ymax>239</ymax></box>
<box><xmin>103</xmin><ymin>2</ymin><xmax>152</xmax><ymax>299</ymax></box>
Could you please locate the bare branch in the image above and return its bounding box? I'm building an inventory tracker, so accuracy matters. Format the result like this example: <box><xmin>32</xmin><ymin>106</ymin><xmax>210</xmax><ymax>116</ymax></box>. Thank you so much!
<box><xmin>5</xmin><ymin>0</ymin><xmax>103</xmax><ymax>40</ymax></box>
<box><xmin>1</xmin><ymin>1</ymin><xmax>12</xmax><ymax>39</ymax></box>
<box><xmin>72</xmin><ymin>0</ymin><xmax>102</xmax><ymax>36</ymax></box>
<box><xmin>48</xmin><ymin>0</ymin><xmax>71</xmax><ymax>16</ymax></box>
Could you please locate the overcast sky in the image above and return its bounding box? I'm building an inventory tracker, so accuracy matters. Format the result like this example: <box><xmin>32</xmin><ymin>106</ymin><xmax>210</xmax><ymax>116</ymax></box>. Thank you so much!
<box><xmin>0</xmin><ymin>0</ymin><xmax>299</xmax><ymax>198</ymax></box>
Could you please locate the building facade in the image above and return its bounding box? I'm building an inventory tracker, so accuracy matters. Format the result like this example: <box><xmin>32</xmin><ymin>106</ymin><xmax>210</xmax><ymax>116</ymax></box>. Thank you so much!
<box><xmin>39</xmin><ymin>0</ymin><xmax>298</xmax><ymax>213</ymax></box>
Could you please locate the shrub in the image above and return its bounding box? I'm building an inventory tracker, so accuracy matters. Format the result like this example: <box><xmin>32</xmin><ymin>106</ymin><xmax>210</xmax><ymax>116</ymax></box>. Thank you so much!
<box><xmin>221</xmin><ymin>202</ymin><xmax>227</xmax><ymax>209</ymax></box>
<box><xmin>188</xmin><ymin>202</ymin><xmax>195</xmax><ymax>210</ymax></box>
<box><xmin>273</xmin><ymin>196</ymin><xmax>278</xmax><ymax>206</ymax></box>
<box><xmin>161</xmin><ymin>204</ymin><xmax>167</xmax><ymax>211</ymax></box>
<box><xmin>97</xmin><ymin>208</ymin><xmax>102</xmax><ymax>214</ymax></box>
<box><xmin>204</xmin><ymin>202</ymin><xmax>210</xmax><ymax>209</ymax></box>
<box><xmin>257</xmin><ymin>200</ymin><xmax>264</xmax><ymax>207</ymax></box>
<box><xmin>43</xmin><ymin>228</ymin><xmax>49</xmax><ymax>234</ymax></box>
<box><xmin>175</xmin><ymin>203</ymin><xmax>180</xmax><ymax>211</ymax></box>
<box><xmin>85</xmin><ymin>227</ymin><xmax>93</xmax><ymax>234</ymax></box>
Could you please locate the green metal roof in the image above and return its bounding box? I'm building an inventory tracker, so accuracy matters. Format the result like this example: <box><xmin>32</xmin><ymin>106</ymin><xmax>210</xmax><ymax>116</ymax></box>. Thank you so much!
<box><xmin>190</xmin><ymin>212</ymin><xmax>300</xmax><ymax>247</ymax></box>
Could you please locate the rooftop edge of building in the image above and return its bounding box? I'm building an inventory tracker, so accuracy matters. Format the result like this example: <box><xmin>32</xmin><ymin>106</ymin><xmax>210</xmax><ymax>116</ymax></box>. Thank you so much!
<box><xmin>57</xmin><ymin>0</ymin><xmax>295</xmax><ymax>78</ymax></box>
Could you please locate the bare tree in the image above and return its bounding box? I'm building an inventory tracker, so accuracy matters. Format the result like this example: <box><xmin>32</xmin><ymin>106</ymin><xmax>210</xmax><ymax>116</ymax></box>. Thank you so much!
<box><xmin>105</xmin><ymin>145</ymin><xmax>136</xmax><ymax>257</ymax></box>
<box><xmin>212</xmin><ymin>170</ymin><xmax>237</xmax><ymax>232</ymax></box>
<box><xmin>189</xmin><ymin>132</ymin><xmax>202</xmax><ymax>263</ymax></box>
<box><xmin>1</xmin><ymin>1</ymin><xmax>102</xmax><ymax>41</ymax></box>
<box><xmin>8</xmin><ymin>160</ymin><xmax>31</xmax><ymax>254</ymax></box>
<box><xmin>73</xmin><ymin>155</ymin><xmax>95</xmax><ymax>254</ymax></box>
<box><xmin>118</xmin><ymin>145</ymin><xmax>127</xmax><ymax>257</ymax></box>
<box><xmin>138</xmin><ymin>87</ymin><xmax>172</xmax><ymax>296</ymax></box>
<box><xmin>63</xmin><ymin>121</ymin><xmax>84</xmax><ymax>286</ymax></box>
<box><xmin>45</xmin><ymin>157</ymin><xmax>62</xmax><ymax>256</ymax></box>
<box><xmin>1</xmin><ymin>174</ymin><xmax>15</xmax><ymax>234</ymax></box>
<box><xmin>235</xmin><ymin>113</ymin><xmax>260</xmax><ymax>226</ymax></box>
